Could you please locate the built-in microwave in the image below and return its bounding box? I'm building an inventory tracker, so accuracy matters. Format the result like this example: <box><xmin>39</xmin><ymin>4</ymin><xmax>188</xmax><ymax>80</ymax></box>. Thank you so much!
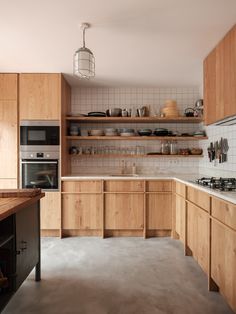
<box><xmin>20</xmin><ymin>120</ymin><xmax>60</xmax><ymax>151</ymax></box>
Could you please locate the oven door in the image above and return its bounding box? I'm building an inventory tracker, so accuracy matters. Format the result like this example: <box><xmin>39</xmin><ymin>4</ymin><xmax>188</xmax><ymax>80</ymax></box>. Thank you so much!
<box><xmin>21</xmin><ymin>159</ymin><xmax>59</xmax><ymax>191</ymax></box>
<box><xmin>20</xmin><ymin>125</ymin><xmax>59</xmax><ymax>146</ymax></box>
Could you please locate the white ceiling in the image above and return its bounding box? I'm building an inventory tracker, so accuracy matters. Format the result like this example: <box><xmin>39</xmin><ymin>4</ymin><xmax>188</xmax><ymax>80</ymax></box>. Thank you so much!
<box><xmin>0</xmin><ymin>0</ymin><xmax>236</xmax><ymax>87</ymax></box>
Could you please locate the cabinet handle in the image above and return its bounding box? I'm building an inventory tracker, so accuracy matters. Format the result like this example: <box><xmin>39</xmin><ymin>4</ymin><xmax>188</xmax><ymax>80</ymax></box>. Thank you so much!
<box><xmin>16</xmin><ymin>250</ymin><xmax>21</xmax><ymax>255</ymax></box>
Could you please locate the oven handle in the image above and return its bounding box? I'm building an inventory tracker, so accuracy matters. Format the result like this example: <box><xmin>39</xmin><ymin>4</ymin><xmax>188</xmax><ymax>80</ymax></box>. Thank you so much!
<box><xmin>21</xmin><ymin>161</ymin><xmax>58</xmax><ymax>164</ymax></box>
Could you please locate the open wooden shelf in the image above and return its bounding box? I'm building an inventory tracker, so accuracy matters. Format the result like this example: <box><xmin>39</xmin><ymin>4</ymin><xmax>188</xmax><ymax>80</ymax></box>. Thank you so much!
<box><xmin>66</xmin><ymin>116</ymin><xmax>203</xmax><ymax>123</ymax></box>
<box><xmin>69</xmin><ymin>154</ymin><xmax>203</xmax><ymax>158</ymax></box>
<box><xmin>66</xmin><ymin>136</ymin><xmax>208</xmax><ymax>141</ymax></box>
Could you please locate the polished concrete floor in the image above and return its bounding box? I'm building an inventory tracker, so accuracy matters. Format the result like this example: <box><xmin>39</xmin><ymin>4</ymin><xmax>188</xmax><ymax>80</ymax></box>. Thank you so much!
<box><xmin>3</xmin><ymin>237</ymin><xmax>233</xmax><ymax>314</ymax></box>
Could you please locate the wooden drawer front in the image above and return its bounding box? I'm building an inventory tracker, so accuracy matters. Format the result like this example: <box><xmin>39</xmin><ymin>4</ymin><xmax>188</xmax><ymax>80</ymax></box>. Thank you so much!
<box><xmin>212</xmin><ymin>197</ymin><xmax>236</xmax><ymax>230</ymax></box>
<box><xmin>211</xmin><ymin>221</ymin><xmax>236</xmax><ymax>312</ymax></box>
<box><xmin>146</xmin><ymin>180</ymin><xmax>172</xmax><ymax>192</ymax></box>
<box><xmin>187</xmin><ymin>186</ymin><xmax>210</xmax><ymax>212</ymax></box>
<box><xmin>175</xmin><ymin>194</ymin><xmax>185</xmax><ymax>243</ymax></box>
<box><xmin>175</xmin><ymin>181</ymin><xmax>186</xmax><ymax>197</ymax></box>
<box><xmin>147</xmin><ymin>193</ymin><xmax>172</xmax><ymax>229</ymax></box>
<box><xmin>62</xmin><ymin>180</ymin><xmax>102</xmax><ymax>193</ymax></box>
<box><xmin>62</xmin><ymin>194</ymin><xmax>102</xmax><ymax>229</ymax></box>
<box><xmin>105</xmin><ymin>194</ymin><xmax>144</xmax><ymax>229</ymax></box>
<box><xmin>104</xmin><ymin>180</ymin><xmax>144</xmax><ymax>192</ymax></box>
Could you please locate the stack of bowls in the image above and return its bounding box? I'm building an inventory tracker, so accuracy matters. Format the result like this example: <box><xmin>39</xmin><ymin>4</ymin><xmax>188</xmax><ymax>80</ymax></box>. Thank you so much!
<box><xmin>161</xmin><ymin>100</ymin><xmax>179</xmax><ymax>117</ymax></box>
<box><xmin>138</xmin><ymin>129</ymin><xmax>152</xmax><ymax>136</ymax></box>
<box><xmin>88</xmin><ymin>129</ymin><xmax>104</xmax><ymax>136</ymax></box>
<box><xmin>153</xmin><ymin>128</ymin><xmax>169</xmax><ymax>136</ymax></box>
<box><xmin>104</xmin><ymin>128</ymin><xmax>118</xmax><ymax>136</ymax></box>
<box><xmin>119</xmin><ymin>128</ymin><xmax>135</xmax><ymax>137</ymax></box>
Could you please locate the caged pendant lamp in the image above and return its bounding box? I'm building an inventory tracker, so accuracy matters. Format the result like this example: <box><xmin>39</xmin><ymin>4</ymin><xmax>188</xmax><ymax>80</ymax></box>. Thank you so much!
<box><xmin>73</xmin><ymin>23</ymin><xmax>95</xmax><ymax>79</ymax></box>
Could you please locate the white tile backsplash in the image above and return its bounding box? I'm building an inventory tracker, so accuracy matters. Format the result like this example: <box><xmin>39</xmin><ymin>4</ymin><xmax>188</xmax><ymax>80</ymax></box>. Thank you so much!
<box><xmin>69</xmin><ymin>86</ymin><xmax>235</xmax><ymax>177</ymax></box>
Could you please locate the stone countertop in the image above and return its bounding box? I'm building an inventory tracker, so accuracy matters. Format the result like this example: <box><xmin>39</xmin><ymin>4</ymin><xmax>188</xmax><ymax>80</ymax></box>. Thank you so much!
<box><xmin>0</xmin><ymin>189</ymin><xmax>45</xmax><ymax>221</ymax></box>
<box><xmin>61</xmin><ymin>174</ymin><xmax>236</xmax><ymax>205</ymax></box>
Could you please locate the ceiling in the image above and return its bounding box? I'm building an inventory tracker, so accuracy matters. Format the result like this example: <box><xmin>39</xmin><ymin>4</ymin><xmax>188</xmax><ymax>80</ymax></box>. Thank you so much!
<box><xmin>0</xmin><ymin>0</ymin><xmax>236</xmax><ymax>87</ymax></box>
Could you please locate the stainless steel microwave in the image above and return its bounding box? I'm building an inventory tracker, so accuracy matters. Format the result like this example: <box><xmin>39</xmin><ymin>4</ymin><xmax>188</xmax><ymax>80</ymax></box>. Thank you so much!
<box><xmin>20</xmin><ymin>120</ymin><xmax>60</xmax><ymax>150</ymax></box>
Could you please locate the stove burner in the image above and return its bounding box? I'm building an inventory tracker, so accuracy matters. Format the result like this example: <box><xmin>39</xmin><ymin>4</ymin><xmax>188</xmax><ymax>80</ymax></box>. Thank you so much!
<box><xmin>196</xmin><ymin>177</ymin><xmax>236</xmax><ymax>191</ymax></box>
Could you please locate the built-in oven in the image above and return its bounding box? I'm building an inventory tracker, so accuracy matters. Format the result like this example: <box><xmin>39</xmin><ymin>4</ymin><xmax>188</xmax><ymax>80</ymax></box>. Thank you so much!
<box><xmin>20</xmin><ymin>151</ymin><xmax>60</xmax><ymax>191</ymax></box>
<box><xmin>20</xmin><ymin>120</ymin><xmax>60</xmax><ymax>151</ymax></box>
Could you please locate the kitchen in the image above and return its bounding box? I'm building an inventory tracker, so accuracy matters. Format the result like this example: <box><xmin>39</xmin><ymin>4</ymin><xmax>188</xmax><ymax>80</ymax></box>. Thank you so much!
<box><xmin>0</xmin><ymin>0</ymin><xmax>236</xmax><ymax>313</ymax></box>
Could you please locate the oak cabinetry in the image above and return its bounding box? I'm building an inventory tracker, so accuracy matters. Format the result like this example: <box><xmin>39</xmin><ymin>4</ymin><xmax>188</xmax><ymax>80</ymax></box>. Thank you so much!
<box><xmin>0</xmin><ymin>74</ymin><xmax>18</xmax><ymax>186</ymax></box>
<box><xmin>211</xmin><ymin>197</ymin><xmax>236</xmax><ymax>230</ymax></box>
<box><xmin>211</xmin><ymin>220</ymin><xmax>236</xmax><ymax>312</ymax></box>
<box><xmin>187</xmin><ymin>202</ymin><xmax>209</xmax><ymax>273</ymax></box>
<box><xmin>104</xmin><ymin>180</ymin><xmax>144</xmax><ymax>192</ymax></box>
<box><xmin>105</xmin><ymin>194</ymin><xmax>144</xmax><ymax>230</ymax></box>
<box><xmin>62</xmin><ymin>180</ymin><xmax>102</xmax><ymax>193</ymax></box>
<box><xmin>62</xmin><ymin>194</ymin><xmax>102</xmax><ymax>230</ymax></box>
<box><xmin>40</xmin><ymin>192</ymin><xmax>61</xmax><ymax>235</ymax></box>
<box><xmin>19</xmin><ymin>73</ymin><xmax>61</xmax><ymax>120</ymax></box>
<box><xmin>0</xmin><ymin>179</ymin><xmax>18</xmax><ymax>189</ymax></box>
<box><xmin>175</xmin><ymin>194</ymin><xmax>185</xmax><ymax>243</ymax></box>
<box><xmin>187</xmin><ymin>186</ymin><xmax>210</xmax><ymax>212</ymax></box>
<box><xmin>204</xmin><ymin>24</ymin><xmax>236</xmax><ymax>124</ymax></box>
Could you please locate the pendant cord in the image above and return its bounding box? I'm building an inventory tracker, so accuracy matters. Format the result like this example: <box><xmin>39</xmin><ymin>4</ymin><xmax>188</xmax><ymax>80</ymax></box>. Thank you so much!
<box><xmin>83</xmin><ymin>27</ymin><xmax>86</xmax><ymax>48</ymax></box>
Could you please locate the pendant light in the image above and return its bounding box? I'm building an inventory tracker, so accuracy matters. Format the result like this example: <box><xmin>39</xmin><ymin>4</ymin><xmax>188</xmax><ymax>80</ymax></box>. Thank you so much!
<box><xmin>73</xmin><ymin>23</ymin><xmax>95</xmax><ymax>79</ymax></box>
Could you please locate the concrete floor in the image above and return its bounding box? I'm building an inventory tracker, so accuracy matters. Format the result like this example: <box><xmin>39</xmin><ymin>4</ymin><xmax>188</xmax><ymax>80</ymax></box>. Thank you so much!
<box><xmin>3</xmin><ymin>237</ymin><xmax>233</xmax><ymax>314</ymax></box>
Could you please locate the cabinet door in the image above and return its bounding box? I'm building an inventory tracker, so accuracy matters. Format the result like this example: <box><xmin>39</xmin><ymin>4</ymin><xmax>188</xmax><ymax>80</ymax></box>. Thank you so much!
<box><xmin>216</xmin><ymin>25</ymin><xmax>236</xmax><ymax>120</ymax></box>
<box><xmin>147</xmin><ymin>193</ymin><xmax>172</xmax><ymax>230</ymax></box>
<box><xmin>0</xmin><ymin>179</ymin><xmax>17</xmax><ymax>189</ymax></box>
<box><xmin>187</xmin><ymin>202</ymin><xmax>209</xmax><ymax>273</ymax></box>
<box><xmin>211</xmin><ymin>221</ymin><xmax>236</xmax><ymax>312</ymax></box>
<box><xmin>0</xmin><ymin>74</ymin><xmax>18</xmax><ymax>100</ymax></box>
<box><xmin>40</xmin><ymin>192</ymin><xmax>61</xmax><ymax>230</ymax></box>
<box><xmin>16</xmin><ymin>203</ymin><xmax>39</xmax><ymax>289</ymax></box>
<box><xmin>175</xmin><ymin>194</ymin><xmax>185</xmax><ymax>243</ymax></box>
<box><xmin>105</xmin><ymin>194</ymin><xmax>144</xmax><ymax>229</ymax></box>
<box><xmin>0</xmin><ymin>100</ymin><xmax>18</xmax><ymax>179</ymax></box>
<box><xmin>62</xmin><ymin>194</ymin><xmax>102</xmax><ymax>230</ymax></box>
<box><xmin>19</xmin><ymin>73</ymin><xmax>60</xmax><ymax>120</ymax></box>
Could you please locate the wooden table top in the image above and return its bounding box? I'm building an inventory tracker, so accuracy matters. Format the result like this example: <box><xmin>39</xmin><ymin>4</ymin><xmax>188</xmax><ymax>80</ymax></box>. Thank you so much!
<box><xmin>0</xmin><ymin>189</ymin><xmax>45</xmax><ymax>221</ymax></box>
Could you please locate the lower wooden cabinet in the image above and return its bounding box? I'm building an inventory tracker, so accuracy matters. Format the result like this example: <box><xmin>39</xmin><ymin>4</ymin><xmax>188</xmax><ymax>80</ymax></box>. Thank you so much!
<box><xmin>40</xmin><ymin>192</ymin><xmax>61</xmax><ymax>231</ymax></box>
<box><xmin>62</xmin><ymin>194</ymin><xmax>102</xmax><ymax>230</ymax></box>
<box><xmin>0</xmin><ymin>179</ymin><xmax>17</xmax><ymax>189</ymax></box>
<box><xmin>105</xmin><ymin>194</ymin><xmax>144</xmax><ymax>229</ymax></box>
<box><xmin>211</xmin><ymin>220</ymin><xmax>236</xmax><ymax>312</ymax></box>
<box><xmin>175</xmin><ymin>194</ymin><xmax>185</xmax><ymax>243</ymax></box>
<box><xmin>146</xmin><ymin>193</ymin><xmax>172</xmax><ymax>230</ymax></box>
<box><xmin>187</xmin><ymin>202</ymin><xmax>209</xmax><ymax>273</ymax></box>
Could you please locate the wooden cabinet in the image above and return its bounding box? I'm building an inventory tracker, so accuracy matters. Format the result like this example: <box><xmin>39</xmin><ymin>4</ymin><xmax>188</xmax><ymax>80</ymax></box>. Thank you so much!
<box><xmin>104</xmin><ymin>180</ymin><xmax>144</xmax><ymax>192</ymax></box>
<box><xmin>62</xmin><ymin>180</ymin><xmax>102</xmax><ymax>193</ymax></box>
<box><xmin>212</xmin><ymin>197</ymin><xmax>236</xmax><ymax>230</ymax></box>
<box><xmin>187</xmin><ymin>186</ymin><xmax>210</xmax><ymax>212</ymax></box>
<box><xmin>175</xmin><ymin>194</ymin><xmax>185</xmax><ymax>243</ymax></box>
<box><xmin>211</xmin><ymin>220</ymin><xmax>236</xmax><ymax>312</ymax></box>
<box><xmin>187</xmin><ymin>202</ymin><xmax>209</xmax><ymax>273</ymax></box>
<box><xmin>40</xmin><ymin>192</ymin><xmax>61</xmax><ymax>231</ymax></box>
<box><xmin>0</xmin><ymin>74</ymin><xmax>18</xmax><ymax>182</ymax></box>
<box><xmin>0</xmin><ymin>179</ymin><xmax>17</xmax><ymax>189</ymax></box>
<box><xmin>19</xmin><ymin>73</ymin><xmax>61</xmax><ymax>120</ymax></box>
<box><xmin>204</xmin><ymin>24</ymin><xmax>236</xmax><ymax>124</ymax></box>
<box><xmin>62</xmin><ymin>194</ymin><xmax>102</xmax><ymax>230</ymax></box>
<box><xmin>105</xmin><ymin>193</ymin><xmax>144</xmax><ymax>230</ymax></box>
<box><xmin>146</xmin><ymin>193</ymin><xmax>172</xmax><ymax>230</ymax></box>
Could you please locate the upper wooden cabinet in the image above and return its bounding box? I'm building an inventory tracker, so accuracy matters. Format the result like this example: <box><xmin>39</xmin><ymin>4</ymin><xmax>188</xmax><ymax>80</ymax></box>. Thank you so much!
<box><xmin>0</xmin><ymin>73</ymin><xmax>18</xmax><ymax>100</ymax></box>
<box><xmin>0</xmin><ymin>74</ymin><xmax>18</xmax><ymax>183</ymax></box>
<box><xmin>19</xmin><ymin>73</ymin><xmax>61</xmax><ymax>120</ymax></box>
<box><xmin>204</xmin><ymin>24</ymin><xmax>236</xmax><ymax>125</ymax></box>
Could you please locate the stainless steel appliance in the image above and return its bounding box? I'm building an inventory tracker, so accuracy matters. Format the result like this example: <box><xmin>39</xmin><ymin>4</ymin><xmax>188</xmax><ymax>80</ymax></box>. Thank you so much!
<box><xmin>20</xmin><ymin>120</ymin><xmax>60</xmax><ymax>191</ymax></box>
<box><xmin>20</xmin><ymin>120</ymin><xmax>60</xmax><ymax>151</ymax></box>
<box><xmin>195</xmin><ymin>177</ymin><xmax>236</xmax><ymax>191</ymax></box>
<box><xmin>20</xmin><ymin>151</ymin><xmax>59</xmax><ymax>191</ymax></box>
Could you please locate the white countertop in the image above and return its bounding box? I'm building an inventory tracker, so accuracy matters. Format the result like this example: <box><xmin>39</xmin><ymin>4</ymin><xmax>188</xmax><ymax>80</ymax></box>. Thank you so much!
<box><xmin>61</xmin><ymin>174</ymin><xmax>236</xmax><ymax>205</ymax></box>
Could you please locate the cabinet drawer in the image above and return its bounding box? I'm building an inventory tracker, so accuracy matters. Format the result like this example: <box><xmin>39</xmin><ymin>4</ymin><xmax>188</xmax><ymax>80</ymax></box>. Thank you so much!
<box><xmin>187</xmin><ymin>186</ymin><xmax>210</xmax><ymax>212</ymax></box>
<box><xmin>104</xmin><ymin>180</ymin><xmax>144</xmax><ymax>192</ymax></box>
<box><xmin>175</xmin><ymin>181</ymin><xmax>186</xmax><ymax>197</ymax></box>
<box><xmin>62</xmin><ymin>180</ymin><xmax>102</xmax><ymax>193</ymax></box>
<box><xmin>212</xmin><ymin>197</ymin><xmax>236</xmax><ymax>230</ymax></box>
<box><xmin>146</xmin><ymin>180</ymin><xmax>172</xmax><ymax>192</ymax></box>
<box><xmin>62</xmin><ymin>194</ymin><xmax>102</xmax><ymax>229</ymax></box>
<box><xmin>105</xmin><ymin>194</ymin><xmax>144</xmax><ymax>229</ymax></box>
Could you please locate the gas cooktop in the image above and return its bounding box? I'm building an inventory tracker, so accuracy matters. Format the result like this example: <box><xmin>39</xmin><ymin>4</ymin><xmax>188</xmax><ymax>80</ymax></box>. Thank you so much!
<box><xmin>195</xmin><ymin>177</ymin><xmax>236</xmax><ymax>192</ymax></box>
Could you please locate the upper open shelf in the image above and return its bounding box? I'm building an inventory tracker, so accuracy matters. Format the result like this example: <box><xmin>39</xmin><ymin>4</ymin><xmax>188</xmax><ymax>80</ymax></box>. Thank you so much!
<box><xmin>66</xmin><ymin>116</ymin><xmax>203</xmax><ymax>123</ymax></box>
